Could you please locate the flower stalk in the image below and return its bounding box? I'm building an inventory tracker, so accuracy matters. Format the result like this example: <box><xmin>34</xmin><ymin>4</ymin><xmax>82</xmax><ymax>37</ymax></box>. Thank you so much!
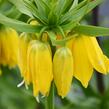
<box><xmin>46</xmin><ymin>83</ymin><xmax>54</xmax><ymax>109</ymax></box>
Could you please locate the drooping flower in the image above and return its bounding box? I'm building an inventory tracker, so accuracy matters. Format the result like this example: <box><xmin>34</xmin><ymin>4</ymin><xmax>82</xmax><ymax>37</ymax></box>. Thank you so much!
<box><xmin>53</xmin><ymin>47</ymin><xmax>73</xmax><ymax>97</ymax></box>
<box><xmin>18</xmin><ymin>33</ymin><xmax>36</xmax><ymax>85</ymax></box>
<box><xmin>27</xmin><ymin>40</ymin><xmax>53</xmax><ymax>96</ymax></box>
<box><xmin>67</xmin><ymin>35</ymin><xmax>109</xmax><ymax>87</ymax></box>
<box><xmin>0</xmin><ymin>27</ymin><xmax>18</xmax><ymax>68</ymax></box>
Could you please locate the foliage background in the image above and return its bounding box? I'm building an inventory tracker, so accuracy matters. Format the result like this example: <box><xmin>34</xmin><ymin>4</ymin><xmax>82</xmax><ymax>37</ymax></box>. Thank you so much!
<box><xmin>0</xmin><ymin>0</ymin><xmax>109</xmax><ymax>109</ymax></box>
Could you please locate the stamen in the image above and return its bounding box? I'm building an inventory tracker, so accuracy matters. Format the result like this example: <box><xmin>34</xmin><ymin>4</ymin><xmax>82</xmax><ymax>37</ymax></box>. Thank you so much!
<box><xmin>41</xmin><ymin>95</ymin><xmax>45</xmax><ymax>98</ymax></box>
<box><xmin>35</xmin><ymin>96</ymin><xmax>40</xmax><ymax>103</ymax></box>
<box><xmin>25</xmin><ymin>84</ymin><xmax>29</xmax><ymax>90</ymax></box>
<box><xmin>17</xmin><ymin>80</ymin><xmax>25</xmax><ymax>88</ymax></box>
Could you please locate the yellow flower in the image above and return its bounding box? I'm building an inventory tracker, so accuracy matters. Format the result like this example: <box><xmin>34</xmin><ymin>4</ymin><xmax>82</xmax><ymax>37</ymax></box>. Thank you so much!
<box><xmin>67</xmin><ymin>35</ymin><xmax>109</xmax><ymax>88</ymax></box>
<box><xmin>27</xmin><ymin>40</ymin><xmax>53</xmax><ymax>96</ymax></box>
<box><xmin>0</xmin><ymin>27</ymin><xmax>18</xmax><ymax>68</ymax></box>
<box><xmin>53</xmin><ymin>47</ymin><xmax>73</xmax><ymax>98</ymax></box>
<box><xmin>18</xmin><ymin>33</ymin><xmax>36</xmax><ymax>85</ymax></box>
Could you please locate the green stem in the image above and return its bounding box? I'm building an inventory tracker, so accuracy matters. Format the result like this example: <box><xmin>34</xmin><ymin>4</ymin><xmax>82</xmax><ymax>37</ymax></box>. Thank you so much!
<box><xmin>45</xmin><ymin>40</ymin><xmax>55</xmax><ymax>109</ymax></box>
<box><xmin>46</xmin><ymin>83</ymin><xmax>54</xmax><ymax>109</ymax></box>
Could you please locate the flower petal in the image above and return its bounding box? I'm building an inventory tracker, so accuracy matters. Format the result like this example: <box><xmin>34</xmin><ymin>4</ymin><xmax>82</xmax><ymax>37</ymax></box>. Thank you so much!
<box><xmin>103</xmin><ymin>55</ymin><xmax>109</xmax><ymax>73</ymax></box>
<box><xmin>82</xmin><ymin>36</ymin><xmax>107</xmax><ymax>74</ymax></box>
<box><xmin>71</xmin><ymin>37</ymin><xmax>93</xmax><ymax>88</ymax></box>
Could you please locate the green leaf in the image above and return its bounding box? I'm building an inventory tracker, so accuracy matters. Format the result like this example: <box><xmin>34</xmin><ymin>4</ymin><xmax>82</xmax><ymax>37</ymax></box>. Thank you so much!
<box><xmin>23</xmin><ymin>0</ymin><xmax>44</xmax><ymax>23</ymax></box>
<box><xmin>0</xmin><ymin>13</ymin><xmax>42</xmax><ymax>33</ymax></box>
<box><xmin>59</xmin><ymin>0</ymin><xmax>87</xmax><ymax>24</ymax></box>
<box><xmin>70</xmin><ymin>0</ymin><xmax>87</xmax><ymax>11</ymax></box>
<box><xmin>48</xmin><ymin>11</ymin><xmax>58</xmax><ymax>25</ymax></box>
<box><xmin>74</xmin><ymin>25</ymin><xmax>109</xmax><ymax>36</ymax></box>
<box><xmin>61</xmin><ymin>0</ymin><xmax>74</xmax><ymax>14</ymax></box>
<box><xmin>8</xmin><ymin>0</ymin><xmax>33</xmax><ymax>17</ymax></box>
<box><xmin>60</xmin><ymin>0</ymin><xmax>102</xmax><ymax>24</ymax></box>
<box><xmin>34</xmin><ymin>0</ymin><xmax>50</xmax><ymax>17</ymax></box>
<box><xmin>85</xmin><ymin>0</ymin><xmax>102</xmax><ymax>15</ymax></box>
<box><xmin>55</xmin><ymin>0</ymin><xmax>67</xmax><ymax>16</ymax></box>
<box><xmin>23</xmin><ymin>0</ymin><xmax>47</xmax><ymax>25</ymax></box>
<box><xmin>70</xmin><ymin>0</ymin><xmax>78</xmax><ymax>10</ymax></box>
<box><xmin>5</xmin><ymin>6</ymin><xmax>21</xmax><ymax>19</ymax></box>
<box><xmin>0</xmin><ymin>0</ymin><xmax>12</xmax><ymax>14</ymax></box>
<box><xmin>61</xmin><ymin>21</ymin><xmax>77</xmax><ymax>30</ymax></box>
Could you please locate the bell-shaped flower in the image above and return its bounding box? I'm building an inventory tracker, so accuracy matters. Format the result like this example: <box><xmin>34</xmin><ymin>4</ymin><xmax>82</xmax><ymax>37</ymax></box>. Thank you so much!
<box><xmin>27</xmin><ymin>40</ymin><xmax>53</xmax><ymax>96</ymax></box>
<box><xmin>67</xmin><ymin>35</ymin><xmax>109</xmax><ymax>87</ymax></box>
<box><xmin>0</xmin><ymin>27</ymin><xmax>18</xmax><ymax>68</ymax></box>
<box><xmin>53</xmin><ymin>47</ymin><xmax>73</xmax><ymax>97</ymax></box>
<box><xmin>18</xmin><ymin>33</ymin><xmax>36</xmax><ymax>85</ymax></box>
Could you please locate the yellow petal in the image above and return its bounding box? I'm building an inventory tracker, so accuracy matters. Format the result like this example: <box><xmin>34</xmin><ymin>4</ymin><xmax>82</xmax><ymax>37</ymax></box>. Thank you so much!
<box><xmin>18</xmin><ymin>33</ymin><xmax>36</xmax><ymax>84</ymax></box>
<box><xmin>71</xmin><ymin>37</ymin><xmax>93</xmax><ymax>88</ymax></box>
<box><xmin>18</xmin><ymin>33</ymin><xmax>29</xmax><ymax>78</ymax></box>
<box><xmin>6</xmin><ymin>28</ymin><xmax>18</xmax><ymax>67</ymax></box>
<box><xmin>53</xmin><ymin>47</ymin><xmax>73</xmax><ymax>97</ymax></box>
<box><xmin>66</xmin><ymin>38</ymin><xmax>75</xmax><ymax>50</ymax></box>
<box><xmin>0</xmin><ymin>28</ymin><xmax>18</xmax><ymax>67</ymax></box>
<box><xmin>27</xmin><ymin>40</ymin><xmax>53</xmax><ymax>96</ymax></box>
<box><xmin>82</xmin><ymin>36</ymin><xmax>107</xmax><ymax>74</ymax></box>
<box><xmin>27</xmin><ymin>44</ymin><xmax>39</xmax><ymax>96</ymax></box>
<box><xmin>38</xmin><ymin>44</ymin><xmax>53</xmax><ymax>95</ymax></box>
<box><xmin>1</xmin><ymin>30</ymin><xmax>10</xmax><ymax>64</ymax></box>
<box><xmin>103</xmin><ymin>55</ymin><xmax>109</xmax><ymax>73</ymax></box>
<box><xmin>26</xmin><ymin>41</ymin><xmax>34</xmax><ymax>85</ymax></box>
<box><xmin>0</xmin><ymin>32</ymin><xmax>3</xmax><ymax>64</ymax></box>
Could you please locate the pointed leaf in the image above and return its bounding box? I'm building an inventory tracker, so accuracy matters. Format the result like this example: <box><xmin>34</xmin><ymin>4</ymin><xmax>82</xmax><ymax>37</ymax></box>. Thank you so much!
<box><xmin>55</xmin><ymin>0</ymin><xmax>67</xmax><ymax>16</ymax></box>
<box><xmin>70</xmin><ymin>0</ymin><xmax>78</xmax><ymax>10</ymax></box>
<box><xmin>23</xmin><ymin>0</ymin><xmax>47</xmax><ymax>25</ymax></box>
<box><xmin>62</xmin><ymin>21</ymin><xmax>77</xmax><ymax>30</ymax></box>
<box><xmin>60</xmin><ymin>0</ymin><xmax>102</xmax><ymax>24</ymax></box>
<box><xmin>8</xmin><ymin>0</ymin><xmax>33</xmax><ymax>17</ymax></box>
<box><xmin>74</xmin><ymin>25</ymin><xmax>109</xmax><ymax>36</ymax></box>
<box><xmin>61</xmin><ymin>0</ymin><xmax>74</xmax><ymax>14</ymax></box>
<box><xmin>0</xmin><ymin>13</ymin><xmax>42</xmax><ymax>33</ymax></box>
<box><xmin>59</xmin><ymin>0</ymin><xmax>88</xmax><ymax>24</ymax></box>
<box><xmin>34</xmin><ymin>0</ymin><xmax>50</xmax><ymax>17</ymax></box>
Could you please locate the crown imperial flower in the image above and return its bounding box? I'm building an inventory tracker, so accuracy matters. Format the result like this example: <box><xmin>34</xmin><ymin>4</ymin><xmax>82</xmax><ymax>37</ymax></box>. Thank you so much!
<box><xmin>53</xmin><ymin>47</ymin><xmax>73</xmax><ymax>97</ymax></box>
<box><xmin>27</xmin><ymin>40</ymin><xmax>53</xmax><ymax>96</ymax></box>
<box><xmin>0</xmin><ymin>27</ymin><xmax>18</xmax><ymax>68</ymax></box>
<box><xmin>18</xmin><ymin>33</ymin><xmax>36</xmax><ymax>85</ymax></box>
<box><xmin>67</xmin><ymin>35</ymin><xmax>109</xmax><ymax>87</ymax></box>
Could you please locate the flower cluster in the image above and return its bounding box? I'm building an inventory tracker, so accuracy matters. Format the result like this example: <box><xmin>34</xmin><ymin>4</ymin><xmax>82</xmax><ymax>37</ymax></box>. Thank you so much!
<box><xmin>0</xmin><ymin>0</ymin><xmax>109</xmax><ymax>99</ymax></box>
<box><xmin>18</xmin><ymin>31</ymin><xmax>109</xmax><ymax>98</ymax></box>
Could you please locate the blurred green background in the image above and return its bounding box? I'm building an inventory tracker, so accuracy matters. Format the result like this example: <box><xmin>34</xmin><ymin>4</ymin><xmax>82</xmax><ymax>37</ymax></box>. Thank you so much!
<box><xmin>0</xmin><ymin>0</ymin><xmax>109</xmax><ymax>109</ymax></box>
